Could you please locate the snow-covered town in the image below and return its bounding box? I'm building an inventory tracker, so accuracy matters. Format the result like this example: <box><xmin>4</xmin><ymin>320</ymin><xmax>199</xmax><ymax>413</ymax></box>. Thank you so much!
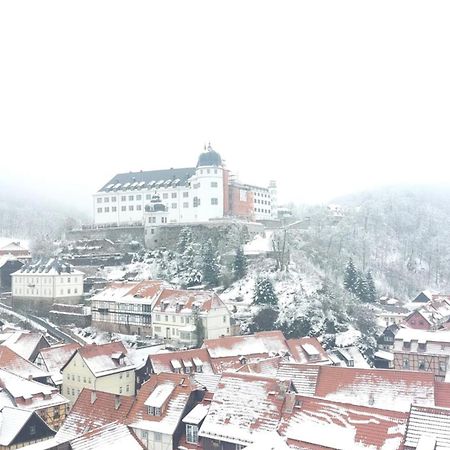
<box><xmin>2</xmin><ymin>1</ymin><xmax>450</xmax><ymax>448</ymax></box>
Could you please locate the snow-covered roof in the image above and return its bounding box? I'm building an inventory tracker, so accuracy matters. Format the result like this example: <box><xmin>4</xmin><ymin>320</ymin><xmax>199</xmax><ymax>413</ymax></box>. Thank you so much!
<box><xmin>70</xmin><ymin>422</ymin><xmax>145</xmax><ymax>450</ymax></box>
<box><xmin>36</xmin><ymin>343</ymin><xmax>81</xmax><ymax>385</ymax></box>
<box><xmin>0</xmin><ymin>368</ymin><xmax>68</xmax><ymax>411</ymax></box>
<box><xmin>278</xmin><ymin>395</ymin><xmax>407</xmax><ymax>450</ymax></box>
<box><xmin>0</xmin><ymin>407</ymin><xmax>38</xmax><ymax>446</ymax></box>
<box><xmin>144</xmin><ymin>383</ymin><xmax>175</xmax><ymax>408</ymax></box>
<box><xmin>374</xmin><ymin>350</ymin><xmax>394</xmax><ymax>361</ymax></box>
<box><xmin>56</xmin><ymin>388</ymin><xmax>134</xmax><ymax>443</ymax></box>
<box><xmin>276</xmin><ymin>363</ymin><xmax>320</xmax><ymax>396</ymax></box>
<box><xmin>14</xmin><ymin>258</ymin><xmax>84</xmax><ymax>276</ymax></box>
<box><xmin>199</xmin><ymin>372</ymin><xmax>290</xmax><ymax>446</ymax></box>
<box><xmin>91</xmin><ymin>280</ymin><xmax>167</xmax><ymax>305</ymax></box>
<box><xmin>67</xmin><ymin>342</ymin><xmax>135</xmax><ymax>378</ymax></box>
<box><xmin>150</xmin><ymin>348</ymin><xmax>214</xmax><ymax>374</ymax></box>
<box><xmin>127</xmin><ymin>373</ymin><xmax>196</xmax><ymax>435</ymax></box>
<box><xmin>395</xmin><ymin>327</ymin><xmax>450</xmax><ymax>344</ymax></box>
<box><xmin>242</xmin><ymin>431</ymin><xmax>290</xmax><ymax>450</ymax></box>
<box><xmin>403</xmin><ymin>405</ymin><xmax>450</xmax><ymax>449</ymax></box>
<box><xmin>0</xmin><ymin>346</ymin><xmax>50</xmax><ymax>380</ymax></box>
<box><xmin>203</xmin><ymin>331</ymin><xmax>289</xmax><ymax>359</ymax></box>
<box><xmin>2</xmin><ymin>332</ymin><xmax>49</xmax><ymax>361</ymax></box>
<box><xmin>153</xmin><ymin>288</ymin><xmax>227</xmax><ymax>314</ymax></box>
<box><xmin>182</xmin><ymin>403</ymin><xmax>209</xmax><ymax>425</ymax></box>
<box><xmin>315</xmin><ymin>366</ymin><xmax>435</xmax><ymax>412</ymax></box>
<box><xmin>286</xmin><ymin>337</ymin><xmax>331</xmax><ymax>365</ymax></box>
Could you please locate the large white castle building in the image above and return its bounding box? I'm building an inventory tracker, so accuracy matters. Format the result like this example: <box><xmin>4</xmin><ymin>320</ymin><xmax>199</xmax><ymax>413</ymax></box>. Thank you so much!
<box><xmin>93</xmin><ymin>144</ymin><xmax>277</xmax><ymax>227</ymax></box>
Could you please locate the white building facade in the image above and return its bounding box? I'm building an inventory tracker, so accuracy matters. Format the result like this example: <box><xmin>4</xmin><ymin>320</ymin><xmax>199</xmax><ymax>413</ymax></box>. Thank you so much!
<box><xmin>93</xmin><ymin>144</ymin><xmax>277</xmax><ymax>227</ymax></box>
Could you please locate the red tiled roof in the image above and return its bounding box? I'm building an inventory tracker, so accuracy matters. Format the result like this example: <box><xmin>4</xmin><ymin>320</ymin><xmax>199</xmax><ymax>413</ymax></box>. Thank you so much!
<box><xmin>2</xmin><ymin>332</ymin><xmax>50</xmax><ymax>360</ymax></box>
<box><xmin>315</xmin><ymin>365</ymin><xmax>435</xmax><ymax>412</ymax></box>
<box><xmin>0</xmin><ymin>346</ymin><xmax>50</xmax><ymax>380</ymax></box>
<box><xmin>278</xmin><ymin>395</ymin><xmax>407</xmax><ymax>449</ymax></box>
<box><xmin>126</xmin><ymin>372</ymin><xmax>197</xmax><ymax>435</ymax></box>
<box><xmin>70</xmin><ymin>342</ymin><xmax>134</xmax><ymax>377</ymax></box>
<box><xmin>435</xmin><ymin>381</ymin><xmax>450</xmax><ymax>408</ymax></box>
<box><xmin>199</xmin><ymin>372</ymin><xmax>291</xmax><ymax>446</ymax></box>
<box><xmin>286</xmin><ymin>337</ymin><xmax>332</xmax><ymax>365</ymax></box>
<box><xmin>236</xmin><ymin>356</ymin><xmax>283</xmax><ymax>376</ymax></box>
<box><xmin>56</xmin><ymin>388</ymin><xmax>135</xmax><ymax>442</ymax></box>
<box><xmin>37</xmin><ymin>343</ymin><xmax>81</xmax><ymax>372</ymax></box>
<box><xmin>153</xmin><ymin>288</ymin><xmax>225</xmax><ymax>313</ymax></box>
<box><xmin>149</xmin><ymin>348</ymin><xmax>213</xmax><ymax>374</ymax></box>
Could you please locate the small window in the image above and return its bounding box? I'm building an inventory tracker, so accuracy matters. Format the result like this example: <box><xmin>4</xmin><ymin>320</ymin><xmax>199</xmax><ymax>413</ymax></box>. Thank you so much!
<box><xmin>211</xmin><ymin>181</ymin><xmax>218</xmax><ymax>188</ymax></box>
<box><xmin>403</xmin><ymin>359</ymin><xmax>410</xmax><ymax>369</ymax></box>
<box><xmin>183</xmin><ymin>202</ymin><xmax>189</xmax><ymax>208</ymax></box>
<box><xmin>163</xmin><ymin>193</ymin><xmax>168</xmax><ymax>199</ymax></box>
<box><xmin>121</xmin><ymin>206</ymin><xmax>126</xmax><ymax>211</ymax></box>
<box><xmin>186</xmin><ymin>424</ymin><xmax>198</xmax><ymax>444</ymax></box>
<box><xmin>128</xmin><ymin>195</ymin><xmax>134</xmax><ymax>201</ymax></box>
<box><xmin>136</xmin><ymin>205</ymin><xmax>141</xmax><ymax>210</ymax></box>
<box><xmin>29</xmin><ymin>425</ymin><xmax>36</xmax><ymax>435</ymax></box>
<box><xmin>171</xmin><ymin>203</ymin><xmax>177</xmax><ymax>209</ymax></box>
<box><xmin>154</xmin><ymin>432</ymin><xmax>162</xmax><ymax>441</ymax></box>
<box><xmin>121</xmin><ymin>196</ymin><xmax>126</xmax><ymax>201</ymax></box>
<box><xmin>211</xmin><ymin>198</ymin><xmax>218</xmax><ymax>205</ymax></box>
<box><xmin>97</xmin><ymin>198</ymin><xmax>103</xmax><ymax>203</ymax></box>
<box><xmin>136</xmin><ymin>195</ymin><xmax>142</xmax><ymax>200</ymax></box>
<box><xmin>97</xmin><ymin>208</ymin><xmax>103</xmax><ymax>213</ymax></box>
<box><xmin>129</xmin><ymin>205</ymin><xmax>134</xmax><ymax>211</ymax></box>
<box><xmin>183</xmin><ymin>192</ymin><xmax>189</xmax><ymax>198</ymax></box>
<box><xmin>171</xmin><ymin>193</ymin><xmax>177</xmax><ymax>198</ymax></box>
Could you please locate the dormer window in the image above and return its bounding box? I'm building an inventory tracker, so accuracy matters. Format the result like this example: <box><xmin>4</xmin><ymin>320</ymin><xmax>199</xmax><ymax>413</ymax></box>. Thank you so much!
<box><xmin>147</xmin><ymin>406</ymin><xmax>161</xmax><ymax>416</ymax></box>
<box><xmin>403</xmin><ymin>340</ymin><xmax>411</xmax><ymax>350</ymax></box>
<box><xmin>418</xmin><ymin>340</ymin><xmax>427</xmax><ymax>351</ymax></box>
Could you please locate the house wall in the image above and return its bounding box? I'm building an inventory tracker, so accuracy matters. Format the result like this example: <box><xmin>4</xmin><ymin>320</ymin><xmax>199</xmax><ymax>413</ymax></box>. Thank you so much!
<box><xmin>204</xmin><ymin>307</ymin><xmax>231</xmax><ymax>340</ymax></box>
<box><xmin>62</xmin><ymin>352</ymin><xmax>136</xmax><ymax>405</ymax></box>
<box><xmin>393</xmin><ymin>351</ymin><xmax>449</xmax><ymax>381</ymax></box>
<box><xmin>202</xmin><ymin>437</ymin><xmax>245</xmax><ymax>450</ymax></box>
<box><xmin>132</xmin><ymin>428</ymin><xmax>173</xmax><ymax>450</ymax></box>
<box><xmin>5</xmin><ymin>412</ymin><xmax>55</xmax><ymax>449</ymax></box>
<box><xmin>404</xmin><ymin>311</ymin><xmax>431</xmax><ymax>330</ymax></box>
<box><xmin>36</xmin><ymin>403</ymin><xmax>68</xmax><ymax>430</ymax></box>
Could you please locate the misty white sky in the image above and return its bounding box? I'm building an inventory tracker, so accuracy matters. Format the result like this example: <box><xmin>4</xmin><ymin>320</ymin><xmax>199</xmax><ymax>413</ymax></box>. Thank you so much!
<box><xmin>1</xmin><ymin>1</ymin><xmax>449</xmax><ymax>213</ymax></box>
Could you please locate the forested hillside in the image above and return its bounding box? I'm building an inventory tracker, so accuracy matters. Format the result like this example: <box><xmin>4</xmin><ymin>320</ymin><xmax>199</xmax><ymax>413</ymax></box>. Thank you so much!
<box><xmin>288</xmin><ymin>185</ymin><xmax>450</xmax><ymax>299</ymax></box>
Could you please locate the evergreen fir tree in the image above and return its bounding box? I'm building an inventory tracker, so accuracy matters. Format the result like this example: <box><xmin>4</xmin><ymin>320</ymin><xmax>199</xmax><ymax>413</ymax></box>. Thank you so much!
<box><xmin>253</xmin><ymin>277</ymin><xmax>278</xmax><ymax>306</ymax></box>
<box><xmin>365</xmin><ymin>270</ymin><xmax>377</xmax><ymax>303</ymax></box>
<box><xmin>232</xmin><ymin>246</ymin><xmax>247</xmax><ymax>280</ymax></box>
<box><xmin>355</xmin><ymin>271</ymin><xmax>368</xmax><ymax>302</ymax></box>
<box><xmin>251</xmin><ymin>307</ymin><xmax>279</xmax><ymax>333</ymax></box>
<box><xmin>177</xmin><ymin>227</ymin><xmax>193</xmax><ymax>254</ymax></box>
<box><xmin>201</xmin><ymin>239</ymin><xmax>220</xmax><ymax>287</ymax></box>
<box><xmin>343</xmin><ymin>258</ymin><xmax>358</xmax><ymax>295</ymax></box>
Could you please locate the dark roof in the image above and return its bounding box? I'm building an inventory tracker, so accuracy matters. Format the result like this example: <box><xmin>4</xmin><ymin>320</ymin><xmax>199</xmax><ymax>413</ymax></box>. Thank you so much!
<box><xmin>18</xmin><ymin>258</ymin><xmax>75</xmax><ymax>274</ymax></box>
<box><xmin>196</xmin><ymin>145</ymin><xmax>222</xmax><ymax>167</ymax></box>
<box><xmin>98</xmin><ymin>167</ymin><xmax>196</xmax><ymax>192</ymax></box>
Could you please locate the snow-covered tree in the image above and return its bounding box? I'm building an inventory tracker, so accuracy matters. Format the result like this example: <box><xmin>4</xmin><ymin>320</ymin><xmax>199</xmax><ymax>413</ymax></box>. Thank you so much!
<box><xmin>343</xmin><ymin>258</ymin><xmax>358</xmax><ymax>294</ymax></box>
<box><xmin>251</xmin><ymin>307</ymin><xmax>279</xmax><ymax>332</ymax></box>
<box><xmin>354</xmin><ymin>272</ymin><xmax>368</xmax><ymax>302</ymax></box>
<box><xmin>192</xmin><ymin>307</ymin><xmax>205</xmax><ymax>348</ymax></box>
<box><xmin>233</xmin><ymin>246</ymin><xmax>247</xmax><ymax>280</ymax></box>
<box><xmin>253</xmin><ymin>277</ymin><xmax>278</xmax><ymax>306</ymax></box>
<box><xmin>365</xmin><ymin>270</ymin><xmax>377</xmax><ymax>303</ymax></box>
<box><xmin>201</xmin><ymin>239</ymin><xmax>220</xmax><ymax>287</ymax></box>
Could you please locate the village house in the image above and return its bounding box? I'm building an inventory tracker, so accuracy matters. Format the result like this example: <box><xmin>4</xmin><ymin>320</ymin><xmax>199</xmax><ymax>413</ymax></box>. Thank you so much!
<box><xmin>277</xmin><ymin>394</ymin><xmax>408</xmax><ymax>449</ymax></box>
<box><xmin>34</xmin><ymin>343</ymin><xmax>82</xmax><ymax>390</ymax></box>
<box><xmin>393</xmin><ymin>327</ymin><xmax>450</xmax><ymax>381</ymax></box>
<box><xmin>55</xmin><ymin>388</ymin><xmax>135</xmax><ymax>444</ymax></box>
<box><xmin>1</xmin><ymin>331</ymin><xmax>50</xmax><ymax>362</ymax></box>
<box><xmin>0</xmin><ymin>406</ymin><xmax>55</xmax><ymax>450</ymax></box>
<box><xmin>11</xmin><ymin>259</ymin><xmax>85</xmax><ymax>314</ymax></box>
<box><xmin>61</xmin><ymin>342</ymin><xmax>136</xmax><ymax>404</ymax></box>
<box><xmin>0</xmin><ymin>242</ymin><xmax>31</xmax><ymax>260</ymax></box>
<box><xmin>0</xmin><ymin>368</ymin><xmax>69</xmax><ymax>430</ymax></box>
<box><xmin>90</xmin><ymin>280</ymin><xmax>167</xmax><ymax>336</ymax></box>
<box><xmin>198</xmin><ymin>372</ymin><xmax>292</xmax><ymax>449</ymax></box>
<box><xmin>151</xmin><ymin>288</ymin><xmax>231</xmax><ymax>346</ymax></box>
<box><xmin>126</xmin><ymin>372</ymin><xmax>199</xmax><ymax>450</ymax></box>
<box><xmin>0</xmin><ymin>346</ymin><xmax>51</xmax><ymax>384</ymax></box>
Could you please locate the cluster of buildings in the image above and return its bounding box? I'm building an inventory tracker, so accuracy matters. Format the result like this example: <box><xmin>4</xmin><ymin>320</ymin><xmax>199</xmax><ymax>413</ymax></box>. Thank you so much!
<box><xmin>0</xmin><ymin>330</ymin><xmax>446</xmax><ymax>450</ymax></box>
<box><xmin>92</xmin><ymin>145</ymin><xmax>278</xmax><ymax>236</ymax></box>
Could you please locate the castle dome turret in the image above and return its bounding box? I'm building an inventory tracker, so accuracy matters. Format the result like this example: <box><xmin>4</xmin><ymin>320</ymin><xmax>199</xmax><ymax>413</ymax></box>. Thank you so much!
<box><xmin>196</xmin><ymin>143</ymin><xmax>222</xmax><ymax>167</ymax></box>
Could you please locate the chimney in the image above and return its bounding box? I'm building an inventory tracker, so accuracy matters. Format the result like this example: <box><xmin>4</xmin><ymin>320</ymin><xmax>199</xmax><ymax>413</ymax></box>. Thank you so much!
<box><xmin>115</xmin><ymin>394</ymin><xmax>121</xmax><ymax>410</ymax></box>
<box><xmin>91</xmin><ymin>390</ymin><xmax>97</xmax><ymax>404</ymax></box>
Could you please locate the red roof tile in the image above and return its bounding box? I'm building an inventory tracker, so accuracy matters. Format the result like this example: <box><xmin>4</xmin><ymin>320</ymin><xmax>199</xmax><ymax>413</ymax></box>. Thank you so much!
<box><xmin>149</xmin><ymin>348</ymin><xmax>213</xmax><ymax>374</ymax></box>
<box><xmin>154</xmin><ymin>288</ymin><xmax>225</xmax><ymax>313</ymax></box>
<box><xmin>286</xmin><ymin>337</ymin><xmax>332</xmax><ymax>365</ymax></box>
<box><xmin>56</xmin><ymin>388</ymin><xmax>135</xmax><ymax>442</ymax></box>
<box><xmin>0</xmin><ymin>346</ymin><xmax>50</xmax><ymax>380</ymax></box>
<box><xmin>435</xmin><ymin>381</ymin><xmax>450</xmax><ymax>408</ymax></box>
<box><xmin>278</xmin><ymin>395</ymin><xmax>407</xmax><ymax>449</ymax></box>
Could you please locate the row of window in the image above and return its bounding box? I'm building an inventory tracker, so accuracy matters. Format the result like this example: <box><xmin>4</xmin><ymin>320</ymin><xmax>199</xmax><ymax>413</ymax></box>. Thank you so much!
<box><xmin>14</xmin><ymin>276</ymin><xmax>80</xmax><ymax>284</ymax></box>
<box><xmin>14</xmin><ymin>287</ymin><xmax>78</xmax><ymax>296</ymax></box>
<box><xmin>402</xmin><ymin>357</ymin><xmax>446</xmax><ymax>372</ymax></box>
<box><xmin>255</xmin><ymin>208</ymin><xmax>271</xmax><ymax>214</ymax></box>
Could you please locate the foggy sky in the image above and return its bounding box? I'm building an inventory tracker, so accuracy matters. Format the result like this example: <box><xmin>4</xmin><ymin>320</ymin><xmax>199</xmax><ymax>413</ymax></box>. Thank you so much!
<box><xmin>1</xmin><ymin>1</ymin><xmax>450</xmax><ymax>213</ymax></box>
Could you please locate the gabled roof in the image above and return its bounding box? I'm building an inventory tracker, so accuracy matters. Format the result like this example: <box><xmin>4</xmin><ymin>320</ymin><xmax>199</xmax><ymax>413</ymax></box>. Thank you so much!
<box><xmin>315</xmin><ymin>366</ymin><xmax>435</xmax><ymax>412</ymax></box>
<box><xmin>15</xmin><ymin>258</ymin><xmax>83</xmax><ymax>275</ymax></box>
<box><xmin>199</xmin><ymin>372</ymin><xmax>290</xmax><ymax>446</ymax></box>
<box><xmin>203</xmin><ymin>331</ymin><xmax>290</xmax><ymax>359</ymax></box>
<box><xmin>153</xmin><ymin>288</ymin><xmax>227</xmax><ymax>314</ymax></box>
<box><xmin>149</xmin><ymin>348</ymin><xmax>214</xmax><ymax>374</ymax></box>
<box><xmin>126</xmin><ymin>372</ymin><xmax>196</xmax><ymax>435</ymax></box>
<box><xmin>286</xmin><ymin>337</ymin><xmax>332</xmax><ymax>365</ymax></box>
<box><xmin>65</xmin><ymin>342</ymin><xmax>134</xmax><ymax>378</ymax></box>
<box><xmin>1</xmin><ymin>332</ymin><xmax>50</xmax><ymax>361</ymax></box>
<box><xmin>98</xmin><ymin>167</ymin><xmax>196</xmax><ymax>192</ymax></box>
<box><xmin>0</xmin><ymin>346</ymin><xmax>50</xmax><ymax>380</ymax></box>
<box><xmin>404</xmin><ymin>405</ymin><xmax>450</xmax><ymax>449</ymax></box>
<box><xmin>395</xmin><ymin>327</ymin><xmax>450</xmax><ymax>344</ymax></box>
<box><xmin>278</xmin><ymin>395</ymin><xmax>407</xmax><ymax>450</ymax></box>
<box><xmin>0</xmin><ymin>368</ymin><xmax>68</xmax><ymax>411</ymax></box>
<box><xmin>0</xmin><ymin>406</ymin><xmax>52</xmax><ymax>446</ymax></box>
<box><xmin>91</xmin><ymin>280</ymin><xmax>167</xmax><ymax>305</ymax></box>
<box><xmin>236</xmin><ymin>356</ymin><xmax>283</xmax><ymax>377</ymax></box>
<box><xmin>69</xmin><ymin>422</ymin><xmax>145</xmax><ymax>450</ymax></box>
<box><xmin>36</xmin><ymin>343</ymin><xmax>81</xmax><ymax>385</ymax></box>
<box><xmin>276</xmin><ymin>363</ymin><xmax>320</xmax><ymax>396</ymax></box>
<box><xmin>56</xmin><ymin>388</ymin><xmax>135</xmax><ymax>442</ymax></box>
